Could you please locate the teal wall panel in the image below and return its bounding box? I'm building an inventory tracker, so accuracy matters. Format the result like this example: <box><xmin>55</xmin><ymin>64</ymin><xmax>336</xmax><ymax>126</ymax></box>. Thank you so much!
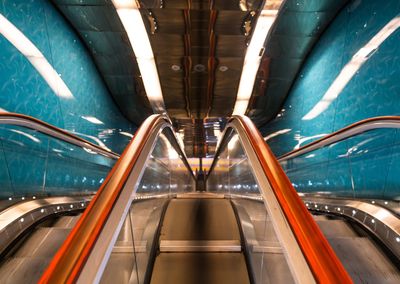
<box><xmin>0</xmin><ymin>1</ymin><xmax>136</xmax><ymax>198</ymax></box>
<box><xmin>261</xmin><ymin>0</ymin><xmax>400</xmax><ymax>199</ymax></box>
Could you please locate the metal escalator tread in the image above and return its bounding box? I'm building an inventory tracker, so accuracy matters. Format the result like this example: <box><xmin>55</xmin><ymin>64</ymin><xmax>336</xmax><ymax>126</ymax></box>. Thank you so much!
<box><xmin>51</xmin><ymin>215</ymin><xmax>80</xmax><ymax>228</ymax></box>
<box><xmin>150</xmin><ymin>253</ymin><xmax>250</xmax><ymax>284</ymax></box>
<box><xmin>327</xmin><ymin>237</ymin><xmax>400</xmax><ymax>283</ymax></box>
<box><xmin>0</xmin><ymin>214</ymin><xmax>81</xmax><ymax>284</ymax></box>
<box><xmin>316</xmin><ymin>220</ymin><xmax>358</xmax><ymax>238</ymax></box>
<box><xmin>151</xmin><ymin>198</ymin><xmax>250</xmax><ymax>284</ymax></box>
<box><xmin>160</xmin><ymin>198</ymin><xmax>240</xmax><ymax>241</ymax></box>
<box><xmin>13</xmin><ymin>227</ymin><xmax>71</xmax><ymax>257</ymax></box>
<box><xmin>0</xmin><ymin>257</ymin><xmax>52</xmax><ymax>284</ymax></box>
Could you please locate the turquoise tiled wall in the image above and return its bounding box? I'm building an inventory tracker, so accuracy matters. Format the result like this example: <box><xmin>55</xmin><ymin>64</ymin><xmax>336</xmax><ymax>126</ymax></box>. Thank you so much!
<box><xmin>0</xmin><ymin>1</ymin><xmax>137</xmax><ymax>197</ymax></box>
<box><xmin>261</xmin><ymin>0</ymin><xmax>400</xmax><ymax>199</ymax></box>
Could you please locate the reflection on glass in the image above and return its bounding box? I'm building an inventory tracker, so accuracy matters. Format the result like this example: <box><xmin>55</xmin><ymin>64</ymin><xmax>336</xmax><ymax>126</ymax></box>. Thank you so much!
<box><xmin>0</xmin><ymin>125</ymin><xmax>115</xmax><ymax>200</ymax></box>
<box><xmin>207</xmin><ymin>131</ymin><xmax>294</xmax><ymax>283</ymax></box>
<box><xmin>100</xmin><ymin>128</ymin><xmax>194</xmax><ymax>283</ymax></box>
<box><xmin>280</xmin><ymin>128</ymin><xmax>400</xmax><ymax>200</ymax></box>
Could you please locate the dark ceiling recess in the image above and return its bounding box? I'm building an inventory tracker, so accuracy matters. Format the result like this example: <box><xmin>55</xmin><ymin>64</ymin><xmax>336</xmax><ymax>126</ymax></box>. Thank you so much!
<box><xmin>247</xmin><ymin>0</ymin><xmax>349</xmax><ymax>128</ymax></box>
<box><xmin>51</xmin><ymin>0</ymin><xmax>153</xmax><ymax>126</ymax></box>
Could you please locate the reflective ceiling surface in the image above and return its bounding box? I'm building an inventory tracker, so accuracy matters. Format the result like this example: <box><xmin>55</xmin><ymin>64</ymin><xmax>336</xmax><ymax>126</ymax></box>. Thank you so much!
<box><xmin>51</xmin><ymin>0</ymin><xmax>347</xmax><ymax>157</ymax></box>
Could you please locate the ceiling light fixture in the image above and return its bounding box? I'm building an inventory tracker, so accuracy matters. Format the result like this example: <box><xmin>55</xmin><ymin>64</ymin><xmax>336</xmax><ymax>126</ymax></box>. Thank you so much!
<box><xmin>0</xmin><ymin>14</ymin><xmax>74</xmax><ymax>100</ymax></box>
<box><xmin>112</xmin><ymin>0</ymin><xmax>166</xmax><ymax>114</ymax></box>
<box><xmin>232</xmin><ymin>5</ymin><xmax>282</xmax><ymax>115</ymax></box>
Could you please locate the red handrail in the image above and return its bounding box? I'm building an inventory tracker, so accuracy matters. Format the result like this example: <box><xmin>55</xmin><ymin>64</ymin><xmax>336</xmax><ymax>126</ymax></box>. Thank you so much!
<box><xmin>233</xmin><ymin>115</ymin><xmax>352</xmax><ymax>283</ymax></box>
<box><xmin>39</xmin><ymin>114</ymin><xmax>167</xmax><ymax>283</ymax></box>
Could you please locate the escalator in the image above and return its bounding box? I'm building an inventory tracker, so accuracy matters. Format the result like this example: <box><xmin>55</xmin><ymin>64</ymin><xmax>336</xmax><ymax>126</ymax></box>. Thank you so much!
<box><xmin>150</xmin><ymin>197</ymin><xmax>250</xmax><ymax>284</ymax></box>
<box><xmin>0</xmin><ymin>113</ymin><xmax>400</xmax><ymax>283</ymax></box>
<box><xmin>313</xmin><ymin>214</ymin><xmax>400</xmax><ymax>282</ymax></box>
<box><xmin>0</xmin><ymin>213</ymin><xmax>82</xmax><ymax>283</ymax></box>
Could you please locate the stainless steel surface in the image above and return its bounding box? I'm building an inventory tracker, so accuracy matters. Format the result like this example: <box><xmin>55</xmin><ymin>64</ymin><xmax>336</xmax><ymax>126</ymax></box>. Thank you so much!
<box><xmin>303</xmin><ymin>196</ymin><xmax>400</xmax><ymax>260</ymax></box>
<box><xmin>315</xmin><ymin>220</ymin><xmax>357</xmax><ymax>238</ymax></box>
<box><xmin>150</xmin><ymin>253</ymin><xmax>250</xmax><ymax>284</ymax></box>
<box><xmin>278</xmin><ymin>118</ymin><xmax>400</xmax><ymax>161</ymax></box>
<box><xmin>0</xmin><ymin>214</ymin><xmax>81</xmax><ymax>284</ymax></box>
<box><xmin>0</xmin><ymin>114</ymin><xmax>119</xmax><ymax>159</ymax></box>
<box><xmin>0</xmin><ymin>257</ymin><xmax>52</xmax><ymax>284</ymax></box>
<box><xmin>0</xmin><ymin>196</ymin><xmax>90</xmax><ymax>254</ymax></box>
<box><xmin>160</xmin><ymin>199</ymin><xmax>240</xmax><ymax>241</ymax></box>
<box><xmin>328</xmin><ymin>237</ymin><xmax>400</xmax><ymax>284</ymax></box>
<box><xmin>176</xmin><ymin>192</ymin><xmax>225</xmax><ymax>199</ymax></box>
<box><xmin>159</xmin><ymin>240</ymin><xmax>241</xmax><ymax>252</ymax></box>
<box><xmin>314</xmin><ymin>212</ymin><xmax>400</xmax><ymax>283</ymax></box>
<box><xmin>151</xmin><ymin>197</ymin><xmax>250</xmax><ymax>284</ymax></box>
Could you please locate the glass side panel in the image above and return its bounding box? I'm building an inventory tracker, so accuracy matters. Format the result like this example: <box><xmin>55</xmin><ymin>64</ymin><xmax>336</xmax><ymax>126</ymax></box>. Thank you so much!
<box><xmin>207</xmin><ymin>130</ymin><xmax>295</xmax><ymax>284</ymax></box>
<box><xmin>280</xmin><ymin>128</ymin><xmax>400</xmax><ymax>200</ymax></box>
<box><xmin>0</xmin><ymin>125</ymin><xmax>115</xmax><ymax>204</ymax></box>
<box><xmin>100</xmin><ymin>128</ymin><xmax>194</xmax><ymax>284</ymax></box>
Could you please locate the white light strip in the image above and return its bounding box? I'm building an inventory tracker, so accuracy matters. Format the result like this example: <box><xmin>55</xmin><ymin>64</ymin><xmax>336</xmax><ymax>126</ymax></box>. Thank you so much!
<box><xmin>112</xmin><ymin>1</ymin><xmax>166</xmax><ymax>113</ymax></box>
<box><xmin>264</xmin><ymin>128</ymin><xmax>291</xmax><ymax>141</ymax></box>
<box><xmin>81</xmin><ymin>115</ymin><xmax>104</xmax><ymax>125</ymax></box>
<box><xmin>303</xmin><ymin>16</ymin><xmax>400</xmax><ymax>120</ymax></box>
<box><xmin>69</xmin><ymin>131</ymin><xmax>112</xmax><ymax>152</ymax></box>
<box><xmin>10</xmin><ymin>129</ymin><xmax>41</xmax><ymax>143</ymax></box>
<box><xmin>294</xmin><ymin>133</ymin><xmax>327</xmax><ymax>150</ymax></box>
<box><xmin>119</xmin><ymin>131</ymin><xmax>134</xmax><ymax>138</ymax></box>
<box><xmin>0</xmin><ymin>14</ymin><xmax>74</xmax><ymax>100</ymax></box>
<box><xmin>232</xmin><ymin>8</ymin><xmax>280</xmax><ymax>115</ymax></box>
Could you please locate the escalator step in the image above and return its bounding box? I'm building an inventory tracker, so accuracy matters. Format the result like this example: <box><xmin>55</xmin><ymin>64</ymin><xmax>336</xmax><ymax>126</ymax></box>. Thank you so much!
<box><xmin>0</xmin><ymin>257</ymin><xmax>51</xmax><ymax>284</ymax></box>
<box><xmin>160</xmin><ymin>199</ymin><xmax>240</xmax><ymax>241</ymax></box>
<box><xmin>316</xmin><ymin>220</ymin><xmax>358</xmax><ymax>238</ymax></box>
<box><xmin>151</xmin><ymin>253</ymin><xmax>250</xmax><ymax>284</ymax></box>
<box><xmin>51</xmin><ymin>215</ymin><xmax>81</xmax><ymax>228</ymax></box>
<box><xmin>13</xmin><ymin>227</ymin><xmax>71</xmax><ymax>257</ymax></box>
<box><xmin>327</xmin><ymin>237</ymin><xmax>400</xmax><ymax>283</ymax></box>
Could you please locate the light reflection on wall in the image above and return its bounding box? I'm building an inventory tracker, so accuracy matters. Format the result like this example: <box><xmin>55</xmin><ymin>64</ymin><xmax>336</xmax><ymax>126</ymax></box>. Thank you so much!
<box><xmin>303</xmin><ymin>15</ymin><xmax>400</xmax><ymax>121</ymax></box>
<box><xmin>0</xmin><ymin>14</ymin><xmax>74</xmax><ymax>100</ymax></box>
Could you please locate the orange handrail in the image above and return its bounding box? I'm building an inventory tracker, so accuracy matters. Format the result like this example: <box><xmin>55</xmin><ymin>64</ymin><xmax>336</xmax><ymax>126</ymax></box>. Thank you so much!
<box><xmin>39</xmin><ymin>114</ymin><xmax>168</xmax><ymax>283</ymax></box>
<box><xmin>232</xmin><ymin>115</ymin><xmax>352</xmax><ymax>283</ymax></box>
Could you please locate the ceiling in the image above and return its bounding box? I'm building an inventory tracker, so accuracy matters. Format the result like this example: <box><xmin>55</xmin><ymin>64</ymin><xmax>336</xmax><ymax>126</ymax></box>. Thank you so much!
<box><xmin>51</xmin><ymin>0</ymin><xmax>347</xmax><ymax>157</ymax></box>
<box><xmin>247</xmin><ymin>0</ymin><xmax>349</xmax><ymax>127</ymax></box>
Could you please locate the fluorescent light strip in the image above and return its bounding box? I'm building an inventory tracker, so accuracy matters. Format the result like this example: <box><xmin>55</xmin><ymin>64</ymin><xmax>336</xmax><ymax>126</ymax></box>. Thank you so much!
<box><xmin>303</xmin><ymin>16</ymin><xmax>400</xmax><ymax>120</ymax></box>
<box><xmin>0</xmin><ymin>14</ymin><xmax>74</xmax><ymax>100</ymax></box>
<box><xmin>112</xmin><ymin>1</ymin><xmax>166</xmax><ymax>113</ymax></box>
<box><xmin>232</xmin><ymin>8</ymin><xmax>280</xmax><ymax>115</ymax></box>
